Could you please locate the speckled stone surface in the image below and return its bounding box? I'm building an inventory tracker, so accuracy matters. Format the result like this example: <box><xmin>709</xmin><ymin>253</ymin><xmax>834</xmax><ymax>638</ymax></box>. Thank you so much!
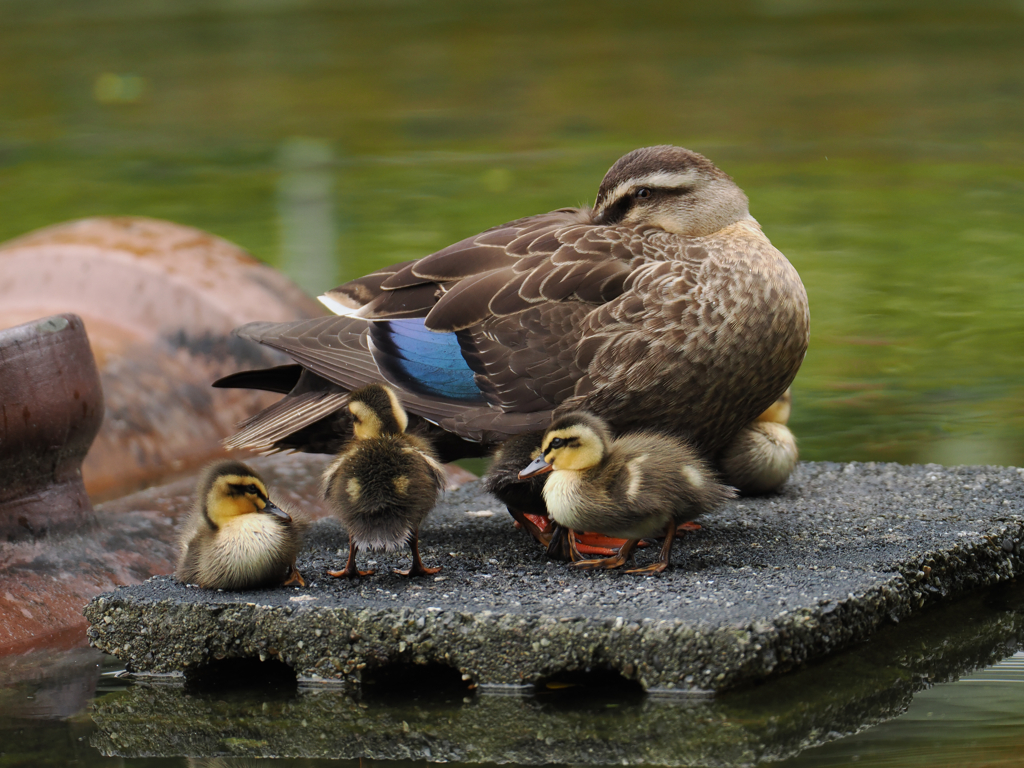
<box><xmin>84</xmin><ymin>458</ymin><xmax>1024</xmax><ymax>694</ymax></box>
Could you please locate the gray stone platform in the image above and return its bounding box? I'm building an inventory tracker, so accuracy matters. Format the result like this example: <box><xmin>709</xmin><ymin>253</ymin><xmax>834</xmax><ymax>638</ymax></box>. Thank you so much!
<box><xmin>84</xmin><ymin>459</ymin><xmax>1024</xmax><ymax>694</ymax></box>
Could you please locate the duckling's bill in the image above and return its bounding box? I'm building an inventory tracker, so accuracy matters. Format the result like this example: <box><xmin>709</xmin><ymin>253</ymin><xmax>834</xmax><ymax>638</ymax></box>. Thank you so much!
<box><xmin>519</xmin><ymin>457</ymin><xmax>553</xmax><ymax>479</ymax></box>
<box><xmin>260</xmin><ymin>498</ymin><xmax>291</xmax><ymax>522</ymax></box>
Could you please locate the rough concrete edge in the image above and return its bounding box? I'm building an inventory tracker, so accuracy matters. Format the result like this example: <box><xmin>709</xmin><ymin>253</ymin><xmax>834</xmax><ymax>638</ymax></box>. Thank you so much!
<box><xmin>84</xmin><ymin>517</ymin><xmax>1024</xmax><ymax>694</ymax></box>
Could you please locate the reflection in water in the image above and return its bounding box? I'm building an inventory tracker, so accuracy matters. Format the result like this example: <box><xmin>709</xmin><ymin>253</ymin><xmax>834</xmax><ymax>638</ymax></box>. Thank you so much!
<box><xmin>777</xmin><ymin>652</ymin><xmax>1024</xmax><ymax>768</ymax></box>
<box><xmin>74</xmin><ymin>582</ymin><xmax>1024</xmax><ymax>766</ymax></box>
<box><xmin>277</xmin><ymin>137</ymin><xmax>338</xmax><ymax>296</ymax></box>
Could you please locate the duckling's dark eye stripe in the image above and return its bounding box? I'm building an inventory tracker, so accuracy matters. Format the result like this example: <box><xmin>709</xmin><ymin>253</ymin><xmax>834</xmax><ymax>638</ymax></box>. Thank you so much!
<box><xmin>228</xmin><ymin>482</ymin><xmax>266</xmax><ymax>500</ymax></box>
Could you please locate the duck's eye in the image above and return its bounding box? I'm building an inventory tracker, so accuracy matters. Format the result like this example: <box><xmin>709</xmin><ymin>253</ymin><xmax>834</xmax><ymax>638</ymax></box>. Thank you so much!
<box><xmin>549</xmin><ymin>437</ymin><xmax>566</xmax><ymax>450</ymax></box>
<box><xmin>635</xmin><ymin>187</ymin><xmax>651</xmax><ymax>199</ymax></box>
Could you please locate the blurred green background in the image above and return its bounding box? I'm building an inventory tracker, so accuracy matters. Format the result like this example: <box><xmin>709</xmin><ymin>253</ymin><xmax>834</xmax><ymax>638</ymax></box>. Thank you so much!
<box><xmin>2</xmin><ymin>0</ymin><xmax>1023</xmax><ymax>467</ymax></box>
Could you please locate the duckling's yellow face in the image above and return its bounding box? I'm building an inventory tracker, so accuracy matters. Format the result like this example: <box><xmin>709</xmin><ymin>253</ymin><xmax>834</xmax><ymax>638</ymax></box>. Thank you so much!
<box><xmin>519</xmin><ymin>423</ymin><xmax>605</xmax><ymax>482</ymax></box>
<box><xmin>348</xmin><ymin>384</ymin><xmax>408</xmax><ymax>441</ymax></box>
<box><xmin>205</xmin><ymin>474</ymin><xmax>290</xmax><ymax>528</ymax></box>
<box><xmin>541</xmin><ymin>423</ymin><xmax>606</xmax><ymax>472</ymax></box>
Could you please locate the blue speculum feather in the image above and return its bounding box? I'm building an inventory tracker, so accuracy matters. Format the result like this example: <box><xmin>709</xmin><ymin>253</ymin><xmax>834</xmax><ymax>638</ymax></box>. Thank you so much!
<box><xmin>372</xmin><ymin>319</ymin><xmax>485</xmax><ymax>402</ymax></box>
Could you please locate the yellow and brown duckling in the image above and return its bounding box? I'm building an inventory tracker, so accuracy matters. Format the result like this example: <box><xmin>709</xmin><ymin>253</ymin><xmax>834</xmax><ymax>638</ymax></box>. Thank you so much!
<box><xmin>175</xmin><ymin>460</ymin><xmax>308</xmax><ymax>590</ymax></box>
<box><xmin>485</xmin><ymin>431</ymin><xmax>639</xmax><ymax>560</ymax></box>
<box><xmin>519</xmin><ymin>412</ymin><xmax>736</xmax><ymax>574</ymax></box>
<box><xmin>322</xmin><ymin>383</ymin><xmax>447</xmax><ymax>578</ymax></box>
<box><xmin>719</xmin><ymin>388</ymin><xmax>799</xmax><ymax>495</ymax></box>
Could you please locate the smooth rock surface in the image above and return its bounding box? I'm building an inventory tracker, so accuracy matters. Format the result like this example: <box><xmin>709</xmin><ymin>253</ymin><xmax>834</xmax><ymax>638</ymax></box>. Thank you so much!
<box><xmin>85</xmin><ymin>459</ymin><xmax>1024</xmax><ymax>693</ymax></box>
<box><xmin>0</xmin><ymin>216</ymin><xmax>326</xmax><ymax>499</ymax></box>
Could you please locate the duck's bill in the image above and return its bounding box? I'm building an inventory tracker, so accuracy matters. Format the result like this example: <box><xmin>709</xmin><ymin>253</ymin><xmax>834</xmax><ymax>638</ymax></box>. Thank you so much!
<box><xmin>261</xmin><ymin>500</ymin><xmax>292</xmax><ymax>522</ymax></box>
<box><xmin>518</xmin><ymin>457</ymin><xmax>553</xmax><ymax>479</ymax></box>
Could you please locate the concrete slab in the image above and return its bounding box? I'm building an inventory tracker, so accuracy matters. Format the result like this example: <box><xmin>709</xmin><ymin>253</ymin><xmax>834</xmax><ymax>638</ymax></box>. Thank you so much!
<box><xmin>84</xmin><ymin>459</ymin><xmax>1024</xmax><ymax>694</ymax></box>
<box><xmin>85</xmin><ymin>578</ymin><xmax>1024</xmax><ymax>766</ymax></box>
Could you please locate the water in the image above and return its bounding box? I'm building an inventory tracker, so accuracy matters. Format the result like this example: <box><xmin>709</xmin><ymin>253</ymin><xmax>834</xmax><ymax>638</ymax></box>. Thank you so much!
<box><xmin>1</xmin><ymin>0</ymin><xmax>1023</xmax><ymax>764</ymax></box>
<box><xmin>2</xmin><ymin>582</ymin><xmax>1024</xmax><ymax>766</ymax></box>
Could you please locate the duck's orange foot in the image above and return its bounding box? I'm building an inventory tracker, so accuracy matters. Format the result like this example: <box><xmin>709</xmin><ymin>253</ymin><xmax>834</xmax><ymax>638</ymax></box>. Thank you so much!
<box><xmin>328</xmin><ymin>567</ymin><xmax>374</xmax><ymax>578</ymax></box>
<box><xmin>508</xmin><ymin>509</ymin><xmax>556</xmax><ymax>546</ymax></box>
<box><xmin>573</xmin><ymin>531</ymin><xmax>629</xmax><ymax>556</ymax></box>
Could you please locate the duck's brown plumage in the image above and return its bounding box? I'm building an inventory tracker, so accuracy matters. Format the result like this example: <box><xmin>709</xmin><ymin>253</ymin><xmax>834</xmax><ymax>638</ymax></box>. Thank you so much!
<box><xmin>218</xmin><ymin>145</ymin><xmax>809</xmax><ymax>468</ymax></box>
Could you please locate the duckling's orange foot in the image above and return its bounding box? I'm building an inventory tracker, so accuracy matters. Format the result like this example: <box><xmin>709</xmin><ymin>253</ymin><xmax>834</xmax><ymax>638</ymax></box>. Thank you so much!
<box><xmin>572</xmin><ymin>554</ymin><xmax>629</xmax><ymax>571</ymax></box>
<box><xmin>396</xmin><ymin>535</ymin><xmax>439</xmax><ymax>577</ymax></box>
<box><xmin>283</xmin><ymin>566</ymin><xmax>306</xmax><ymax>587</ymax></box>
<box><xmin>676</xmin><ymin>521</ymin><xmax>701</xmax><ymax>534</ymax></box>
<box><xmin>328</xmin><ymin>567</ymin><xmax>375</xmax><ymax>578</ymax></box>
<box><xmin>624</xmin><ymin>561</ymin><xmax>669</xmax><ymax>575</ymax></box>
<box><xmin>394</xmin><ymin>563</ymin><xmax>441</xmax><ymax>577</ymax></box>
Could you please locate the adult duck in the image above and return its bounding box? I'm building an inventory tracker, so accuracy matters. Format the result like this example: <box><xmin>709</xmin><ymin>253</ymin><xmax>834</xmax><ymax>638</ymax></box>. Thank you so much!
<box><xmin>216</xmin><ymin>145</ymin><xmax>809</xmax><ymax>475</ymax></box>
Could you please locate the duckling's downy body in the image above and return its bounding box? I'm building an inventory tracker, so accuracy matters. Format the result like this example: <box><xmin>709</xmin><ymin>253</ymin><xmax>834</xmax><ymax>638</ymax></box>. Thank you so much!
<box><xmin>322</xmin><ymin>384</ymin><xmax>446</xmax><ymax>578</ymax></box>
<box><xmin>520</xmin><ymin>412</ymin><xmax>735</xmax><ymax>573</ymax></box>
<box><xmin>217</xmin><ymin>146</ymin><xmax>808</xmax><ymax>491</ymax></box>
<box><xmin>720</xmin><ymin>388</ymin><xmax>799</xmax><ymax>495</ymax></box>
<box><xmin>176</xmin><ymin>460</ymin><xmax>307</xmax><ymax>590</ymax></box>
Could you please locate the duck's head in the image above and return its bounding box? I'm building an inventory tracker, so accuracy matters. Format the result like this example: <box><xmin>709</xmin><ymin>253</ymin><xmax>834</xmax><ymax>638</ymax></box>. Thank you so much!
<box><xmin>348</xmin><ymin>383</ymin><xmax>409</xmax><ymax>440</ymax></box>
<box><xmin>198</xmin><ymin>460</ymin><xmax>291</xmax><ymax>529</ymax></box>
<box><xmin>519</xmin><ymin>412</ymin><xmax>611</xmax><ymax>478</ymax></box>
<box><xmin>591</xmin><ymin>145</ymin><xmax>750</xmax><ymax>237</ymax></box>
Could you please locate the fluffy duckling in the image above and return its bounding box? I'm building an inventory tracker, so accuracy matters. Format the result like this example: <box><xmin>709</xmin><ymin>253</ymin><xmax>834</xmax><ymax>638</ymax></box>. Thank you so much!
<box><xmin>322</xmin><ymin>383</ymin><xmax>446</xmax><ymax>578</ymax></box>
<box><xmin>719</xmin><ymin>388</ymin><xmax>799</xmax><ymax>495</ymax></box>
<box><xmin>176</xmin><ymin>460</ymin><xmax>308</xmax><ymax>590</ymax></box>
<box><xmin>485</xmin><ymin>431</ymin><xmax>633</xmax><ymax>560</ymax></box>
<box><xmin>519</xmin><ymin>412</ymin><xmax>735</xmax><ymax>574</ymax></box>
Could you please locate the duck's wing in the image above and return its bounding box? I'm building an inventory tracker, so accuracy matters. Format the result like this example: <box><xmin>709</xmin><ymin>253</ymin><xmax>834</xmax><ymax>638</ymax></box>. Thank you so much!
<box><xmin>229</xmin><ymin>209</ymin><xmax>657</xmax><ymax>446</ymax></box>
<box><xmin>321</xmin><ymin>209</ymin><xmax>641</xmax><ymax>331</ymax></box>
<box><xmin>231</xmin><ymin>315</ymin><xmax>559</xmax><ymax>447</ymax></box>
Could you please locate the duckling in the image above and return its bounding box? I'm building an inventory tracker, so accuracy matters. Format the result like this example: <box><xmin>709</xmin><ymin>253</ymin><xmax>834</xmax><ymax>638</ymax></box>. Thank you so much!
<box><xmin>719</xmin><ymin>388</ymin><xmax>799</xmax><ymax>495</ymax></box>
<box><xmin>176</xmin><ymin>460</ymin><xmax>308</xmax><ymax>590</ymax></box>
<box><xmin>519</xmin><ymin>412</ymin><xmax>736</xmax><ymax>574</ymax></box>
<box><xmin>322</xmin><ymin>383</ymin><xmax>446</xmax><ymax>578</ymax></box>
<box><xmin>217</xmin><ymin>146</ymin><xmax>808</xmax><ymax>480</ymax></box>
<box><xmin>485</xmin><ymin>431</ymin><xmax>635</xmax><ymax>560</ymax></box>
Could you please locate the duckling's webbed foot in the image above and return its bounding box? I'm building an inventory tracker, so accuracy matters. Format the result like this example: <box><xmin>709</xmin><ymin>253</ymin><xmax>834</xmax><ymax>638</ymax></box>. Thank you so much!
<box><xmin>328</xmin><ymin>540</ymin><xmax>375</xmax><ymax>578</ymax></box>
<box><xmin>571</xmin><ymin>539</ymin><xmax>640</xmax><ymax>571</ymax></box>
<box><xmin>545</xmin><ymin>524</ymin><xmax>573</xmax><ymax>560</ymax></box>
<box><xmin>624</xmin><ymin>522</ymin><xmax>675</xmax><ymax>575</ymax></box>
<box><xmin>548</xmin><ymin>526</ymin><xmax>622</xmax><ymax>561</ymax></box>
<box><xmin>394</xmin><ymin>531</ymin><xmax>440</xmax><ymax>577</ymax></box>
<box><xmin>283</xmin><ymin>563</ymin><xmax>306</xmax><ymax>587</ymax></box>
